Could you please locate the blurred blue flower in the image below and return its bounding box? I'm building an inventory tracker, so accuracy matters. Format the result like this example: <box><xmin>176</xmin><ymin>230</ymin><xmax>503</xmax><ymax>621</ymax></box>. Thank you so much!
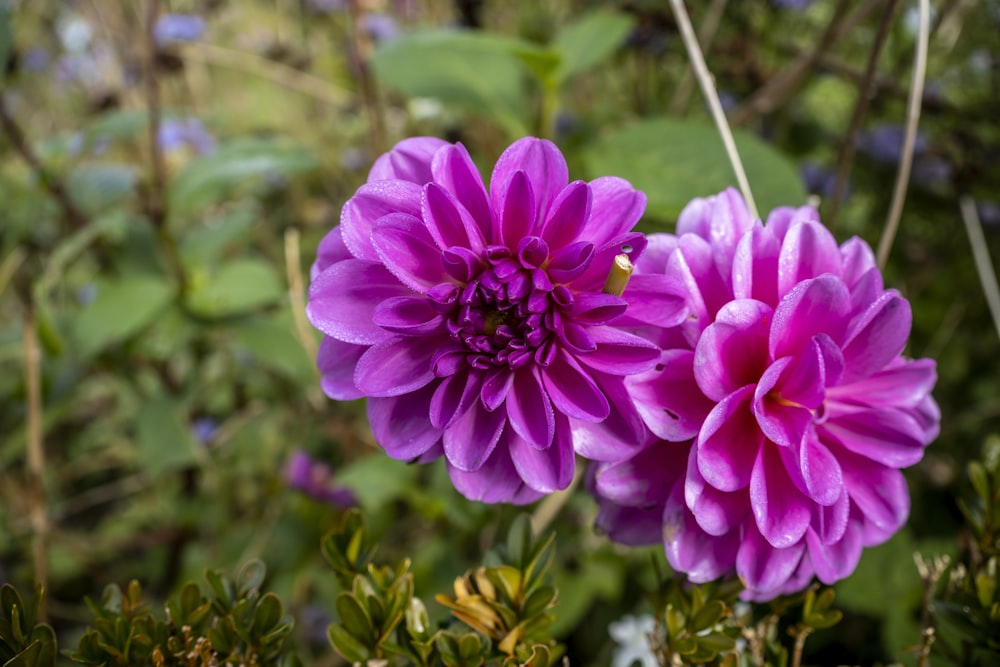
<box><xmin>77</xmin><ymin>283</ymin><xmax>98</xmax><ymax>306</ymax></box>
<box><xmin>22</xmin><ymin>47</ymin><xmax>51</xmax><ymax>72</ymax></box>
<box><xmin>285</xmin><ymin>449</ymin><xmax>356</xmax><ymax>508</ymax></box>
<box><xmin>154</xmin><ymin>14</ymin><xmax>206</xmax><ymax>45</ymax></box>
<box><xmin>339</xmin><ymin>147</ymin><xmax>367</xmax><ymax>171</ymax></box>
<box><xmin>159</xmin><ymin>117</ymin><xmax>217</xmax><ymax>155</ymax></box>
<box><xmin>363</xmin><ymin>13</ymin><xmax>399</xmax><ymax>43</ymax></box>
<box><xmin>912</xmin><ymin>155</ymin><xmax>953</xmax><ymax>188</ymax></box>
<box><xmin>191</xmin><ymin>418</ymin><xmax>219</xmax><ymax>445</ymax></box>
<box><xmin>857</xmin><ymin>123</ymin><xmax>928</xmax><ymax>165</ymax></box>
<box><xmin>977</xmin><ymin>200</ymin><xmax>1000</xmax><ymax>228</ymax></box>
<box><xmin>306</xmin><ymin>0</ymin><xmax>347</xmax><ymax>13</ymax></box>
<box><xmin>801</xmin><ymin>161</ymin><xmax>849</xmax><ymax>201</ymax></box>
<box><xmin>771</xmin><ymin>0</ymin><xmax>817</xmax><ymax>9</ymax></box>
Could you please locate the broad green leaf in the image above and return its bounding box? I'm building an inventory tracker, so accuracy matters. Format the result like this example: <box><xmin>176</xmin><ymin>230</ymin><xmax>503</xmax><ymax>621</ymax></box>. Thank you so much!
<box><xmin>251</xmin><ymin>593</ymin><xmax>283</xmax><ymax>636</ymax></box>
<box><xmin>179</xmin><ymin>206</ymin><xmax>257</xmax><ymax>267</ymax></box>
<box><xmin>336</xmin><ymin>452</ymin><xmax>419</xmax><ymax>511</ymax></box>
<box><xmin>74</xmin><ymin>275</ymin><xmax>173</xmax><ymax>357</ymax></box>
<box><xmin>3</xmin><ymin>640</ymin><xmax>45</xmax><ymax>667</ymax></box>
<box><xmin>371</xmin><ymin>29</ymin><xmax>535</xmax><ymax>137</ymax></box>
<box><xmin>136</xmin><ymin>396</ymin><xmax>200</xmax><ymax>476</ymax></box>
<box><xmin>335</xmin><ymin>593</ymin><xmax>374</xmax><ymax>645</ymax></box>
<box><xmin>231</xmin><ymin>313</ymin><xmax>315</xmax><ymax>385</ymax></box>
<box><xmin>583</xmin><ymin>117</ymin><xmax>807</xmax><ymax>222</ymax></box>
<box><xmin>186</xmin><ymin>259</ymin><xmax>282</xmax><ymax>317</ymax></box>
<box><xmin>552</xmin><ymin>10</ymin><xmax>635</xmax><ymax>83</ymax></box>
<box><xmin>327</xmin><ymin>623</ymin><xmax>370</xmax><ymax>663</ymax></box>
<box><xmin>67</xmin><ymin>163</ymin><xmax>138</xmax><ymax>215</ymax></box>
<box><xmin>168</xmin><ymin>140</ymin><xmax>317</xmax><ymax>217</ymax></box>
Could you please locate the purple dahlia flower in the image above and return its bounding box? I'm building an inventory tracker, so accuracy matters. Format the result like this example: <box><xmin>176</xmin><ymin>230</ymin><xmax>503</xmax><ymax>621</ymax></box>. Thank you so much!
<box><xmin>307</xmin><ymin>137</ymin><xmax>684</xmax><ymax>504</ymax></box>
<box><xmin>591</xmin><ymin>188</ymin><xmax>939</xmax><ymax>599</ymax></box>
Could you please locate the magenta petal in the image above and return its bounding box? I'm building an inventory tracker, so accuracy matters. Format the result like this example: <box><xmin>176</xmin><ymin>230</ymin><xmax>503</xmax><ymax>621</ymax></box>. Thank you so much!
<box><xmin>373</xmin><ymin>296</ymin><xmax>444</xmax><ymax>336</ymax></box>
<box><xmin>547</xmin><ymin>241</ymin><xmax>594</xmax><ymax>283</ymax></box>
<box><xmin>307</xmin><ymin>260</ymin><xmax>410</xmax><ymax>344</ymax></box>
<box><xmin>443</xmin><ymin>402</ymin><xmax>506</xmax><ymax>472</ymax></box>
<box><xmin>430</xmin><ymin>369</ymin><xmax>484</xmax><ymax>429</ymax></box>
<box><xmin>506</xmin><ymin>367</ymin><xmax>554</xmax><ymax>449</ymax></box>
<box><xmin>509</xmin><ymin>417</ymin><xmax>575</xmax><ymax>492</ymax></box>
<box><xmin>669</xmin><ymin>234</ymin><xmax>732</xmax><ymax>334</ymax></box>
<box><xmin>431</xmin><ymin>142</ymin><xmax>494</xmax><ymax>242</ymax></box>
<box><xmin>571</xmin><ymin>374</ymin><xmax>647</xmax><ymax>461</ymax></box>
<box><xmin>820</xmin><ymin>406</ymin><xmax>928</xmax><ymax>468</ymax></box>
<box><xmin>770</xmin><ymin>275</ymin><xmax>851</xmax><ymax>359</ymax></box>
<box><xmin>594</xmin><ymin>501</ymin><xmax>663</xmax><ymax>546</ymax></box>
<box><xmin>368</xmin><ymin>136</ymin><xmax>448</xmax><ymax>183</ymax></box>
<box><xmin>806</xmin><ymin>520</ymin><xmax>863</xmax><ymax>585</ymax></box>
<box><xmin>313</xmin><ymin>225</ymin><xmax>353</xmax><ymax>277</ymax></box>
<box><xmin>636</xmin><ymin>233</ymin><xmax>678</xmax><ymax>274</ymax></box>
<box><xmin>481</xmin><ymin>368</ymin><xmax>514</xmax><ymax>411</ymax></box>
<box><xmin>732</xmin><ymin>223</ymin><xmax>780</xmax><ymax>306</ymax></box>
<box><xmin>572</xmin><ymin>231</ymin><xmax>647</xmax><ymax>292</ymax></box>
<box><xmin>752</xmin><ymin>358</ymin><xmax>815</xmax><ymax>449</ymax></box>
<box><xmin>764</xmin><ymin>205</ymin><xmax>819</xmax><ymax>241</ymax></box>
<box><xmin>582</xmin><ymin>176</ymin><xmax>646</xmax><ymax>247</ymax></box>
<box><xmin>577</xmin><ymin>326</ymin><xmax>660</xmax><ymax>374</ymax></box>
<box><xmin>541</xmin><ymin>180</ymin><xmax>591</xmax><ymax>248</ymax></box>
<box><xmin>341</xmin><ymin>180</ymin><xmax>423</xmax><ymax>261</ymax></box>
<box><xmin>595</xmin><ymin>441</ymin><xmax>685</xmax><ymax>506</ymax></box>
<box><xmin>541</xmin><ymin>350</ymin><xmax>609</xmax><ymax>422</ymax></box>
<box><xmin>685</xmin><ymin>449</ymin><xmax>751</xmax><ymax>535</ymax></box>
<box><xmin>828</xmin><ymin>358</ymin><xmax>936</xmax><ymax>408</ymax></box>
<box><xmin>750</xmin><ymin>445</ymin><xmax>812</xmax><ymax>548</ymax></box>
<box><xmin>422</xmin><ymin>183</ymin><xmax>482</xmax><ymax>251</ymax></box>
<box><xmin>499</xmin><ymin>170</ymin><xmax>537</xmax><ymax>246</ymax></box>
<box><xmin>570</xmin><ymin>292</ymin><xmax>628</xmax><ymax>325</ymax></box>
<box><xmin>736</xmin><ymin>522</ymin><xmax>806</xmax><ymax>595</ymax></box>
<box><xmin>371</xmin><ymin>213</ymin><xmax>447</xmax><ymax>291</ymax></box>
<box><xmin>836</xmin><ymin>446</ymin><xmax>910</xmax><ymax>539</ymax></box>
<box><xmin>490</xmin><ymin>137</ymin><xmax>568</xmax><ymax>226</ymax></box>
<box><xmin>367</xmin><ymin>383</ymin><xmax>442</xmax><ymax>460</ymax></box>
<box><xmin>317</xmin><ymin>336</ymin><xmax>366</xmax><ymax>400</ymax></box>
<box><xmin>839</xmin><ymin>237</ymin><xmax>878</xmax><ymax>289</ymax></box>
<box><xmin>840</xmin><ymin>291</ymin><xmax>911</xmax><ymax>382</ymax></box>
<box><xmin>628</xmin><ymin>350</ymin><xmax>714</xmax><ymax>442</ymax></box>
<box><xmin>811</xmin><ymin>486</ymin><xmax>850</xmax><ymax>544</ymax></box>
<box><xmin>664</xmin><ymin>485</ymin><xmax>740</xmax><ymax>583</ymax></box>
<box><xmin>697</xmin><ymin>385</ymin><xmax>761</xmax><ymax>492</ymax></box>
<box><xmin>777</xmin><ymin>221</ymin><xmax>842</xmax><ymax>296</ymax></box>
<box><xmin>448</xmin><ymin>442</ymin><xmax>538</xmax><ymax>504</ymax></box>
<box><xmin>799</xmin><ymin>431</ymin><xmax>843</xmax><ymax>506</ymax></box>
<box><xmin>693</xmin><ymin>299</ymin><xmax>772</xmax><ymax>402</ymax></box>
<box><xmin>354</xmin><ymin>336</ymin><xmax>442</xmax><ymax>397</ymax></box>
<box><xmin>619</xmin><ymin>274</ymin><xmax>688</xmax><ymax>328</ymax></box>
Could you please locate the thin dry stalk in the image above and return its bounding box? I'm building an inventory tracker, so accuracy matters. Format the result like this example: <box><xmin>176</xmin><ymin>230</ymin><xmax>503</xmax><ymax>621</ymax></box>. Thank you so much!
<box><xmin>876</xmin><ymin>0</ymin><xmax>931</xmax><ymax>268</ymax></box>
<box><xmin>667</xmin><ymin>0</ymin><xmax>728</xmax><ymax>117</ymax></box>
<box><xmin>959</xmin><ymin>196</ymin><xmax>1000</xmax><ymax>342</ymax></box>
<box><xmin>24</xmin><ymin>305</ymin><xmax>49</xmax><ymax>620</ymax></box>
<box><xmin>826</xmin><ymin>0</ymin><xmax>900</xmax><ymax>226</ymax></box>
<box><xmin>667</xmin><ymin>0</ymin><xmax>758</xmax><ymax>219</ymax></box>
<box><xmin>144</xmin><ymin>0</ymin><xmax>167</xmax><ymax>228</ymax></box>
<box><xmin>347</xmin><ymin>0</ymin><xmax>387</xmax><ymax>155</ymax></box>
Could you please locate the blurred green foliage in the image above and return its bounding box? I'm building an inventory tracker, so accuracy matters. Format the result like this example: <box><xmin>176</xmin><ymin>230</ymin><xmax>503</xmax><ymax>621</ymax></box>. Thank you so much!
<box><xmin>1</xmin><ymin>0</ymin><xmax>999</xmax><ymax>665</ymax></box>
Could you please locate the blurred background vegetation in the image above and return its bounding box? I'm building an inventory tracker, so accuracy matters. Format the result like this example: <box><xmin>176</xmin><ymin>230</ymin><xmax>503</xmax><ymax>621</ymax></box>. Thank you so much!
<box><xmin>1</xmin><ymin>0</ymin><xmax>999</xmax><ymax>665</ymax></box>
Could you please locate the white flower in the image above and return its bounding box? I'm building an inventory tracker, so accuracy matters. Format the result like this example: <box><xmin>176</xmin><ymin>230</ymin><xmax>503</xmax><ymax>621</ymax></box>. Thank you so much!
<box><xmin>609</xmin><ymin>614</ymin><xmax>658</xmax><ymax>667</ymax></box>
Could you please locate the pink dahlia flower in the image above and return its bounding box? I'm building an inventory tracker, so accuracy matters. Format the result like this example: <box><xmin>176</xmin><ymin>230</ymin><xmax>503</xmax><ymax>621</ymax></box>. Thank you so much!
<box><xmin>308</xmin><ymin>137</ymin><xmax>684</xmax><ymax>503</ymax></box>
<box><xmin>591</xmin><ymin>188</ymin><xmax>939</xmax><ymax>599</ymax></box>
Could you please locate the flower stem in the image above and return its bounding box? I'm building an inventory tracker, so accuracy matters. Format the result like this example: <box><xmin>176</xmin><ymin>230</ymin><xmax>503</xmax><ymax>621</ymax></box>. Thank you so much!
<box><xmin>960</xmin><ymin>196</ymin><xmax>1000</xmax><ymax>342</ymax></box>
<box><xmin>667</xmin><ymin>0</ymin><xmax>758</xmax><ymax>219</ymax></box>
<box><xmin>667</xmin><ymin>0</ymin><xmax>727</xmax><ymax>117</ymax></box>
<box><xmin>876</xmin><ymin>0</ymin><xmax>930</xmax><ymax>269</ymax></box>
<box><xmin>23</xmin><ymin>303</ymin><xmax>49</xmax><ymax>620</ymax></box>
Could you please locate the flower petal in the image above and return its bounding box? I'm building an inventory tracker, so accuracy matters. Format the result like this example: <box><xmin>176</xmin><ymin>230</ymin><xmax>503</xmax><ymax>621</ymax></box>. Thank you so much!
<box><xmin>499</xmin><ymin>169</ymin><xmax>537</xmax><ymax>246</ymax></box>
<box><xmin>571</xmin><ymin>373</ymin><xmax>647</xmax><ymax>461</ymax></box>
<box><xmin>541</xmin><ymin>180</ymin><xmax>591</xmax><ymax>249</ymax></box>
<box><xmin>628</xmin><ymin>350</ymin><xmax>714</xmax><ymax>442</ymax></box>
<box><xmin>694</xmin><ymin>299</ymin><xmax>772</xmax><ymax>402</ymax></box>
<box><xmin>619</xmin><ymin>274</ymin><xmax>689</xmax><ymax>328</ymax></box>
<box><xmin>582</xmin><ymin>176</ymin><xmax>646</xmax><ymax>247</ymax></box>
<box><xmin>769</xmin><ymin>274</ymin><xmax>851</xmax><ymax>359</ymax></box>
<box><xmin>313</xmin><ymin>225</ymin><xmax>353</xmax><ymax>277</ymax></box>
<box><xmin>750</xmin><ymin>444</ymin><xmax>812</xmax><ymax>548</ymax></box>
<box><xmin>697</xmin><ymin>384</ymin><xmax>761</xmax><ymax>491</ymax></box>
<box><xmin>806</xmin><ymin>518</ymin><xmax>863</xmax><ymax>585</ymax></box>
<box><xmin>752</xmin><ymin>357</ymin><xmax>816</xmax><ymax>449</ymax></box>
<box><xmin>448</xmin><ymin>440</ymin><xmax>542</xmax><ymax>505</ymax></box>
<box><xmin>835</xmin><ymin>445</ymin><xmax>910</xmax><ymax>541</ymax></box>
<box><xmin>367</xmin><ymin>383</ymin><xmax>442</xmax><ymax>460</ymax></box>
<box><xmin>594</xmin><ymin>500</ymin><xmax>664</xmax><ymax>546</ymax></box>
<box><xmin>506</xmin><ymin>366</ymin><xmax>554</xmax><ymax>449</ymax></box>
<box><xmin>777</xmin><ymin>221</ymin><xmax>843</xmax><ymax>296</ymax></box>
<box><xmin>371</xmin><ymin>213</ymin><xmax>447</xmax><ymax>291</ymax></box>
<box><xmin>664</xmin><ymin>484</ymin><xmax>741</xmax><ymax>583</ymax></box>
<box><xmin>431</xmin><ymin>142</ymin><xmax>494</xmax><ymax>242</ymax></box>
<box><xmin>422</xmin><ymin>183</ymin><xmax>483</xmax><ymax>251</ymax></box>
<box><xmin>577</xmin><ymin>326</ymin><xmax>660</xmax><ymax>375</ymax></box>
<box><xmin>799</xmin><ymin>430</ymin><xmax>843</xmax><ymax>506</ymax></box>
<box><xmin>828</xmin><ymin>358</ymin><xmax>936</xmax><ymax>408</ymax></box>
<box><xmin>509</xmin><ymin>416</ymin><xmax>575</xmax><ymax>492</ymax></box>
<box><xmin>569</xmin><ymin>292</ymin><xmax>628</xmax><ymax>325</ymax></box>
<box><xmin>368</xmin><ymin>136</ymin><xmax>447</xmax><ymax>183</ymax></box>
<box><xmin>685</xmin><ymin>448</ymin><xmax>751</xmax><ymax>535</ymax></box>
<box><xmin>594</xmin><ymin>440</ymin><xmax>685</xmax><ymax>506</ymax></box>
<box><xmin>732</xmin><ymin>223</ymin><xmax>780</xmax><ymax>306</ymax></box>
<box><xmin>341</xmin><ymin>180</ymin><xmax>423</xmax><ymax>261</ymax></box>
<box><xmin>443</xmin><ymin>401</ymin><xmax>506</xmax><ymax>472</ymax></box>
<box><xmin>840</xmin><ymin>290</ymin><xmax>911</xmax><ymax>382</ymax></box>
<box><xmin>373</xmin><ymin>296</ymin><xmax>445</xmax><ymax>336</ymax></box>
<box><xmin>820</xmin><ymin>405</ymin><xmax>929</xmax><ymax>468</ymax></box>
<box><xmin>307</xmin><ymin>260</ymin><xmax>410</xmax><ymax>344</ymax></box>
<box><xmin>431</xmin><ymin>368</ymin><xmax>484</xmax><ymax>429</ymax></box>
<box><xmin>317</xmin><ymin>336</ymin><xmax>366</xmax><ymax>400</ymax></box>
<box><xmin>354</xmin><ymin>335</ymin><xmax>443</xmax><ymax>397</ymax></box>
<box><xmin>490</xmin><ymin>137</ymin><xmax>568</xmax><ymax>225</ymax></box>
<box><xmin>736</xmin><ymin>522</ymin><xmax>806</xmax><ymax>596</ymax></box>
<box><xmin>541</xmin><ymin>349</ymin><xmax>609</xmax><ymax>422</ymax></box>
<box><xmin>839</xmin><ymin>236</ymin><xmax>878</xmax><ymax>290</ymax></box>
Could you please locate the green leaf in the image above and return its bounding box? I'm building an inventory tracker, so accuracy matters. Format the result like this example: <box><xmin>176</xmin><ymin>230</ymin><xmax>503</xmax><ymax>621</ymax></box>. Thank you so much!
<box><xmin>521</xmin><ymin>585</ymin><xmax>557</xmax><ymax>619</ymax></box>
<box><xmin>237</xmin><ymin>560</ymin><xmax>267</xmax><ymax>596</ymax></box>
<box><xmin>507</xmin><ymin>514</ymin><xmax>534</xmax><ymax>571</ymax></box>
<box><xmin>552</xmin><ymin>10</ymin><xmax>636</xmax><ymax>83</ymax></box>
<box><xmin>583</xmin><ymin>117</ymin><xmax>807</xmax><ymax>221</ymax></box>
<box><xmin>136</xmin><ymin>396</ymin><xmax>200</xmax><ymax>476</ymax></box>
<box><xmin>167</xmin><ymin>139</ymin><xmax>317</xmax><ymax>217</ymax></box>
<box><xmin>3</xmin><ymin>640</ymin><xmax>43</xmax><ymax>667</ymax></box>
<box><xmin>231</xmin><ymin>313</ymin><xmax>315</xmax><ymax>385</ymax></box>
<box><xmin>74</xmin><ymin>275</ymin><xmax>173</xmax><ymax>357</ymax></box>
<box><xmin>179</xmin><ymin>206</ymin><xmax>257</xmax><ymax>267</ymax></box>
<box><xmin>336</xmin><ymin>452</ymin><xmax>420</xmax><ymax>511</ymax></box>
<box><xmin>689</xmin><ymin>600</ymin><xmax>725</xmax><ymax>633</ymax></box>
<box><xmin>371</xmin><ymin>29</ymin><xmax>534</xmax><ymax>137</ymax></box>
<box><xmin>67</xmin><ymin>164</ymin><xmax>138</xmax><ymax>216</ymax></box>
<box><xmin>186</xmin><ymin>259</ymin><xmax>283</xmax><ymax>318</ymax></box>
<box><xmin>335</xmin><ymin>593</ymin><xmax>375</xmax><ymax>646</ymax></box>
<box><xmin>251</xmin><ymin>593</ymin><xmax>283</xmax><ymax>636</ymax></box>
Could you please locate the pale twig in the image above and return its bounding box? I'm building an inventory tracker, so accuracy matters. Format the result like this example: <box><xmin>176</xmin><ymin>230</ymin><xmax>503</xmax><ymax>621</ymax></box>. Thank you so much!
<box><xmin>790</xmin><ymin>627</ymin><xmax>813</xmax><ymax>667</ymax></box>
<box><xmin>24</xmin><ymin>305</ymin><xmax>49</xmax><ymax>619</ymax></box>
<box><xmin>876</xmin><ymin>0</ymin><xmax>930</xmax><ymax>268</ymax></box>
<box><xmin>826</xmin><ymin>0</ymin><xmax>900</xmax><ymax>227</ymax></box>
<box><xmin>667</xmin><ymin>0</ymin><xmax>728</xmax><ymax>117</ymax></box>
<box><xmin>667</xmin><ymin>0</ymin><xmax>758</xmax><ymax>219</ymax></box>
<box><xmin>959</xmin><ymin>196</ymin><xmax>1000</xmax><ymax>342</ymax></box>
<box><xmin>181</xmin><ymin>42</ymin><xmax>351</xmax><ymax>109</ymax></box>
<box><xmin>0</xmin><ymin>248</ymin><xmax>26</xmax><ymax>299</ymax></box>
